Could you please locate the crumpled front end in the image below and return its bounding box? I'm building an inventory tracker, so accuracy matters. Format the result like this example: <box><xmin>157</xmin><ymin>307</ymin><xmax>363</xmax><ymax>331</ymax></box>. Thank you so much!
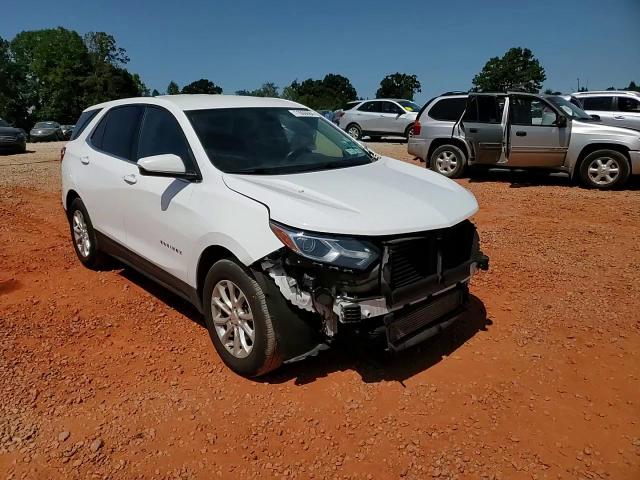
<box><xmin>257</xmin><ymin>219</ymin><xmax>489</xmax><ymax>358</ymax></box>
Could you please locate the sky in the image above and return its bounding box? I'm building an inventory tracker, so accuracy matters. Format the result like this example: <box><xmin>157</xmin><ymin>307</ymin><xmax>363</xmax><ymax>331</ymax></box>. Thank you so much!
<box><xmin>2</xmin><ymin>0</ymin><xmax>639</xmax><ymax>104</ymax></box>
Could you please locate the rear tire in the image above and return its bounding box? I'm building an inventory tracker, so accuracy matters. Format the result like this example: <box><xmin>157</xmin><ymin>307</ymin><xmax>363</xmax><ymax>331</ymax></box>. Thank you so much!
<box><xmin>346</xmin><ymin>123</ymin><xmax>362</xmax><ymax>140</ymax></box>
<box><xmin>404</xmin><ymin>123</ymin><xmax>415</xmax><ymax>139</ymax></box>
<box><xmin>430</xmin><ymin>144</ymin><xmax>467</xmax><ymax>178</ymax></box>
<box><xmin>578</xmin><ymin>149</ymin><xmax>630</xmax><ymax>189</ymax></box>
<box><xmin>203</xmin><ymin>259</ymin><xmax>282</xmax><ymax>377</ymax></box>
<box><xmin>67</xmin><ymin>198</ymin><xmax>105</xmax><ymax>269</ymax></box>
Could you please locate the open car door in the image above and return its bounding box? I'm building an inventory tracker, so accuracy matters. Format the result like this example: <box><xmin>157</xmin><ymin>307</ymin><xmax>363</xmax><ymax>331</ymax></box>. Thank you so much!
<box><xmin>460</xmin><ymin>94</ymin><xmax>506</xmax><ymax>165</ymax></box>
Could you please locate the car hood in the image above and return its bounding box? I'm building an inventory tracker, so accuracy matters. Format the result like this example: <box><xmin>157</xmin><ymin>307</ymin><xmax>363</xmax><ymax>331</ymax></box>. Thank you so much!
<box><xmin>572</xmin><ymin>120</ymin><xmax>640</xmax><ymax>139</ymax></box>
<box><xmin>222</xmin><ymin>157</ymin><xmax>478</xmax><ymax>236</ymax></box>
<box><xmin>0</xmin><ymin>127</ymin><xmax>22</xmax><ymax>135</ymax></box>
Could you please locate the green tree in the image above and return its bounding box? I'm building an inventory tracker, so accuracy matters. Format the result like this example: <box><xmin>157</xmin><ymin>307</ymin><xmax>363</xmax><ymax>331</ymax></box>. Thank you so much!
<box><xmin>0</xmin><ymin>36</ymin><xmax>29</xmax><ymax>128</ymax></box>
<box><xmin>181</xmin><ymin>79</ymin><xmax>222</xmax><ymax>94</ymax></box>
<box><xmin>11</xmin><ymin>27</ymin><xmax>91</xmax><ymax>123</ymax></box>
<box><xmin>151</xmin><ymin>89</ymin><xmax>160</xmax><ymax>97</ymax></box>
<box><xmin>167</xmin><ymin>81</ymin><xmax>180</xmax><ymax>95</ymax></box>
<box><xmin>282</xmin><ymin>74</ymin><xmax>357</xmax><ymax>110</ymax></box>
<box><xmin>472</xmin><ymin>47</ymin><xmax>546</xmax><ymax>93</ymax></box>
<box><xmin>84</xmin><ymin>31</ymin><xmax>129</xmax><ymax>66</ymax></box>
<box><xmin>236</xmin><ymin>82</ymin><xmax>279</xmax><ymax>97</ymax></box>
<box><xmin>132</xmin><ymin>73</ymin><xmax>149</xmax><ymax>96</ymax></box>
<box><xmin>625</xmin><ymin>81</ymin><xmax>639</xmax><ymax>92</ymax></box>
<box><xmin>375</xmin><ymin>73</ymin><xmax>421</xmax><ymax>100</ymax></box>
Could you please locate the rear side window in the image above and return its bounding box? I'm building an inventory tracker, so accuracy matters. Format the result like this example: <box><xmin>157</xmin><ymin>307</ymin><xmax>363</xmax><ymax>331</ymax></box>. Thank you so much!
<box><xmin>341</xmin><ymin>102</ymin><xmax>359</xmax><ymax>111</ymax></box>
<box><xmin>381</xmin><ymin>102</ymin><xmax>403</xmax><ymax>114</ymax></box>
<box><xmin>91</xmin><ymin>106</ymin><xmax>143</xmax><ymax>160</ymax></box>
<box><xmin>618</xmin><ymin>97</ymin><xmax>640</xmax><ymax>112</ymax></box>
<box><xmin>427</xmin><ymin>98</ymin><xmax>467</xmax><ymax>121</ymax></box>
<box><xmin>582</xmin><ymin>96</ymin><xmax>613</xmax><ymax>111</ymax></box>
<box><xmin>71</xmin><ymin>109</ymin><xmax>101</xmax><ymax>140</ymax></box>
<box><xmin>137</xmin><ymin>106</ymin><xmax>195</xmax><ymax>169</ymax></box>
<box><xmin>464</xmin><ymin>96</ymin><xmax>503</xmax><ymax>123</ymax></box>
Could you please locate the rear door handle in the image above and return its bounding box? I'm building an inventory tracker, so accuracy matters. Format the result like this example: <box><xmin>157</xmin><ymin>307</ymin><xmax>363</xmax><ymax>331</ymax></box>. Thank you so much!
<box><xmin>123</xmin><ymin>174</ymin><xmax>137</xmax><ymax>185</ymax></box>
<box><xmin>469</xmin><ymin>128</ymin><xmax>478</xmax><ymax>133</ymax></box>
<box><xmin>613</xmin><ymin>115</ymin><xmax>625</xmax><ymax>120</ymax></box>
<box><xmin>80</xmin><ymin>156</ymin><xmax>89</xmax><ymax>165</ymax></box>
<box><xmin>515</xmin><ymin>131</ymin><xmax>527</xmax><ymax>136</ymax></box>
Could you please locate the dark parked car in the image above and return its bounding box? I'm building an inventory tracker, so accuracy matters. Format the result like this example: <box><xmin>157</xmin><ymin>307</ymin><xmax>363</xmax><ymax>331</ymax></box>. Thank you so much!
<box><xmin>30</xmin><ymin>121</ymin><xmax>64</xmax><ymax>142</ymax></box>
<box><xmin>61</xmin><ymin>124</ymin><xmax>75</xmax><ymax>140</ymax></box>
<box><xmin>0</xmin><ymin>118</ymin><xmax>27</xmax><ymax>153</ymax></box>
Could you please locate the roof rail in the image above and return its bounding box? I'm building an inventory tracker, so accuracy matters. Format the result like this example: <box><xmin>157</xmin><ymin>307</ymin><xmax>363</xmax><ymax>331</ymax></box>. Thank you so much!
<box><xmin>440</xmin><ymin>90</ymin><xmax>468</xmax><ymax>96</ymax></box>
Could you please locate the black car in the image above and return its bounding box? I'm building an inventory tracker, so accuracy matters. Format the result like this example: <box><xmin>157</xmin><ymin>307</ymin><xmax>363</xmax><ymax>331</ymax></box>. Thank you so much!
<box><xmin>30</xmin><ymin>121</ymin><xmax>64</xmax><ymax>142</ymax></box>
<box><xmin>61</xmin><ymin>124</ymin><xmax>75</xmax><ymax>140</ymax></box>
<box><xmin>0</xmin><ymin>118</ymin><xmax>27</xmax><ymax>153</ymax></box>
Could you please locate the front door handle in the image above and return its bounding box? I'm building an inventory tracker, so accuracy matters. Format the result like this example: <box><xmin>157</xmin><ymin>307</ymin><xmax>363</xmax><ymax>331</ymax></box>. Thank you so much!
<box><xmin>80</xmin><ymin>156</ymin><xmax>89</xmax><ymax>165</ymax></box>
<box><xmin>613</xmin><ymin>115</ymin><xmax>625</xmax><ymax>120</ymax></box>
<box><xmin>469</xmin><ymin>128</ymin><xmax>478</xmax><ymax>133</ymax></box>
<box><xmin>515</xmin><ymin>131</ymin><xmax>527</xmax><ymax>136</ymax></box>
<box><xmin>123</xmin><ymin>174</ymin><xmax>137</xmax><ymax>185</ymax></box>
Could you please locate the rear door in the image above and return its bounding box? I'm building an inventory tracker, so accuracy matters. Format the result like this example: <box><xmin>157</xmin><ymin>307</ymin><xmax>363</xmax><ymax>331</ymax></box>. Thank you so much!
<box><xmin>79</xmin><ymin>105</ymin><xmax>144</xmax><ymax>244</ymax></box>
<box><xmin>120</xmin><ymin>105</ymin><xmax>200</xmax><ymax>284</ymax></box>
<box><xmin>461</xmin><ymin>94</ymin><xmax>506</xmax><ymax>165</ymax></box>
<box><xmin>353</xmin><ymin>101</ymin><xmax>382</xmax><ymax>132</ymax></box>
<box><xmin>614</xmin><ymin>96</ymin><xmax>640</xmax><ymax>131</ymax></box>
<box><xmin>506</xmin><ymin>94</ymin><xmax>569</xmax><ymax>167</ymax></box>
<box><xmin>375</xmin><ymin>101</ymin><xmax>407</xmax><ymax>134</ymax></box>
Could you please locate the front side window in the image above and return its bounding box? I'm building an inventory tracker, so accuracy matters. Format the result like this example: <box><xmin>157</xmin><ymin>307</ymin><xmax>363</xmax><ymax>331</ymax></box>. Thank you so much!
<box><xmin>187</xmin><ymin>108</ymin><xmax>374</xmax><ymax>175</ymax></box>
<box><xmin>511</xmin><ymin>96</ymin><xmax>558</xmax><ymax>126</ymax></box>
<box><xmin>547</xmin><ymin>96</ymin><xmax>592</xmax><ymax>120</ymax></box>
<box><xmin>582</xmin><ymin>96</ymin><xmax>613</xmax><ymax>111</ymax></box>
<box><xmin>618</xmin><ymin>97</ymin><xmax>640</xmax><ymax>112</ymax></box>
<box><xmin>91</xmin><ymin>105</ymin><xmax>143</xmax><ymax>160</ymax></box>
<box><xmin>71</xmin><ymin>109</ymin><xmax>101</xmax><ymax>140</ymax></box>
<box><xmin>137</xmin><ymin>107</ymin><xmax>194</xmax><ymax>169</ymax></box>
<box><xmin>428</xmin><ymin>98</ymin><xmax>467</xmax><ymax>121</ymax></box>
<box><xmin>381</xmin><ymin>102</ymin><xmax>403</xmax><ymax>114</ymax></box>
<box><xmin>358</xmin><ymin>101</ymin><xmax>381</xmax><ymax>113</ymax></box>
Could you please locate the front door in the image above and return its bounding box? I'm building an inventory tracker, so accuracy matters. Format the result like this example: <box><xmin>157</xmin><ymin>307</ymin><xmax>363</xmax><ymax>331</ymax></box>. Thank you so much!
<box><xmin>121</xmin><ymin>106</ymin><xmax>200</xmax><ymax>284</ymax></box>
<box><xmin>461</xmin><ymin>94</ymin><xmax>506</xmax><ymax>165</ymax></box>
<box><xmin>506</xmin><ymin>94</ymin><xmax>570</xmax><ymax>167</ymax></box>
<box><xmin>373</xmin><ymin>101</ymin><xmax>407</xmax><ymax>135</ymax></box>
<box><xmin>352</xmin><ymin>101</ymin><xmax>382</xmax><ymax>133</ymax></box>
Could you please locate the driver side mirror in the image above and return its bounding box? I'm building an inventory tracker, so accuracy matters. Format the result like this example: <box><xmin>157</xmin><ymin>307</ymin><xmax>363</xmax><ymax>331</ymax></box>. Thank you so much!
<box><xmin>555</xmin><ymin>115</ymin><xmax>568</xmax><ymax>128</ymax></box>
<box><xmin>138</xmin><ymin>154</ymin><xmax>199</xmax><ymax>180</ymax></box>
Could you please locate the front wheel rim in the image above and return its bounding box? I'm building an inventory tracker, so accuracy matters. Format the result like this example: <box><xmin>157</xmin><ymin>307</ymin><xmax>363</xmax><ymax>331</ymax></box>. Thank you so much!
<box><xmin>72</xmin><ymin>210</ymin><xmax>91</xmax><ymax>257</ymax></box>
<box><xmin>435</xmin><ymin>150</ymin><xmax>458</xmax><ymax>174</ymax></box>
<box><xmin>348</xmin><ymin>127</ymin><xmax>360</xmax><ymax>139</ymax></box>
<box><xmin>211</xmin><ymin>280</ymin><xmax>255</xmax><ymax>359</ymax></box>
<box><xmin>587</xmin><ymin>157</ymin><xmax>620</xmax><ymax>186</ymax></box>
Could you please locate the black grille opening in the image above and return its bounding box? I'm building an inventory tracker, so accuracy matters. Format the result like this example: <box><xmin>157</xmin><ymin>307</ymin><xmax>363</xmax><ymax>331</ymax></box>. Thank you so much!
<box><xmin>387</xmin><ymin>220</ymin><xmax>476</xmax><ymax>290</ymax></box>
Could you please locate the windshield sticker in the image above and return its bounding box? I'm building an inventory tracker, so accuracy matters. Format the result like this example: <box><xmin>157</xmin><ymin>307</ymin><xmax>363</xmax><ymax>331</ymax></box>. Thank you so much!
<box><xmin>345</xmin><ymin>148</ymin><xmax>361</xmax><ymax>155</ymax></box>
<box><xmin>404</xmin><ymin>106</ymin><xmax>414</xmax><ymax>111</ymax></box>
<box><xmin>289</xmin><ymin>109</ymin><xmax>321</xmax><ymax>118</ymax></box>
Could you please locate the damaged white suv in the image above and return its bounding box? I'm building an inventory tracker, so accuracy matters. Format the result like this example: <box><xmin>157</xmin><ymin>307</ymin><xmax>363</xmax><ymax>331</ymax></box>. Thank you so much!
<box><xmin>61</xmin><ymin>95</ymin><xmax>488</xmax><ymax>377</ymax></box>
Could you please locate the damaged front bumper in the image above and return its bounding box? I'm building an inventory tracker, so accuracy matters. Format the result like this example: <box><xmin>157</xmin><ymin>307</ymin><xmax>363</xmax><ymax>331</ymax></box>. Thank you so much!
<box><xmin>258</xmin><ymin>220</ymin><xmax>489</xmax><ymax>357</ymax></box>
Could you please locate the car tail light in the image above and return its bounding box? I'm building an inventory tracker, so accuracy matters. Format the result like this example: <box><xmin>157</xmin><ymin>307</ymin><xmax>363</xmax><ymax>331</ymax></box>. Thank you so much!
<box><xmin>60</xmin><ymin>147</ymin><xmax>66</xmax><ymax>162</ymax></box>
<box><xmin>412</xmin><ymin>120</ymin><xmax>421</xmax><ymax>136</ymax></box>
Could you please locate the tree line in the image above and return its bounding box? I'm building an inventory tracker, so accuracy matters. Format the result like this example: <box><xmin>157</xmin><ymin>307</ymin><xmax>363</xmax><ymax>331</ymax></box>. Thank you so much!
<box><xmin>1</xmin><ymin>29</ymin><xmax>637</xmax><ymax>130</ymax></box>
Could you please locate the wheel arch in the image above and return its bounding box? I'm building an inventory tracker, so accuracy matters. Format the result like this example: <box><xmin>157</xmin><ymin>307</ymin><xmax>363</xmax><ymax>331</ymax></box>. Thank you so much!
<box><xmin>65</xmin><ymin>189</ymin><xmax>81</xmax><ymax>212</ymax></box>
<box><xmin>196</xmin><ymin>245</ymin><xmax>242</xmax><ymax>303</ymax></box>
<box><xmin>573</xmin><ymin>143</ymin><xmax>630</xmax><ymax>178</ymax></box>
<box><xmin>427</xmin><ymin>138</ymin><xmax>470</xmax><ymax>165</ymax></box>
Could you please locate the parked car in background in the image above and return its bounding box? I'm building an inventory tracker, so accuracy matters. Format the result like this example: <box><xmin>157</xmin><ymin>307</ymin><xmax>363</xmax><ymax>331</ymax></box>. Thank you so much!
<box><xmin>61</xmin><ymin>124</ymin><xmax>75</xmax><ymax>140</ymax></box>
<box><xmin>338</xmin><ymin>99</ymin><xmax>421</xmax><ymax>140</ymax></box>
<box><xmin>0</xmin><ymin>118</ymin><xmax>27</xmax><ymax>153</ymax></box>
<box><xmin>573</xmin><ymin>90</ymin><xmax>640</xmax><ymax>131</ymax></box>
<box><xmin>62</xmin><ymin>94</ymin><xmax>488</xmax><ymax>377</ymax></box>
<box><xmin>408</xmin><ymin>91</ymin><xmax>640</xmax><ymax>189</ymax></box>
<box><xmin>30</xmin><ymin>121</ymin><xmax>64</xmax><ymax>142</ymax></box>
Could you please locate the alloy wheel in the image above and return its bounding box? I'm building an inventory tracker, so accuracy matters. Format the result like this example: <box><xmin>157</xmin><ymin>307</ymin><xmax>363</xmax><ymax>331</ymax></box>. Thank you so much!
<box><xmin>211</xmin><ymin>280</ymin><xmax>255</xmax><ymax>358</ymax></box>
<box><xmin>72</xmin><ymin>210</ymin><xmax>91</xmax><ymax>257</ymax></box>
<box><xmin>587</xmin><ymin>156</ymin><xmax>620</xmax><ymax>186</ymax></box>
<box><xmin>435</xmin><ymin>150</ymin><xmax>458</xmax><ymax>175</ymax></box>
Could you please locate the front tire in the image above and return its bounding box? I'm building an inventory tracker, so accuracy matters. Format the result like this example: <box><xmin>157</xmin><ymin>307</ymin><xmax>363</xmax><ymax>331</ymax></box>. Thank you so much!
<box><xmin>346</xmin><ymin>123</ymin><xmax>362</xmax><ymax>140</ymax></box>
<box><xmin>578</xmin><ymin>149</ymin><xmax>630</xmax><ymax>189</ymax></box>
<box><xmin>430</xmin><ymin>144</ymin><xmax>467</xmax><ymax>178</ymax></box>
<box><xmin>203</xmin><ymin>259</ymin><xmax>282</xmax><ymax>377</ymax></box>
<box><xmin>67</xmin><ymin>198</ymin><xmax>104</xmax><ymax>269</ymax></box>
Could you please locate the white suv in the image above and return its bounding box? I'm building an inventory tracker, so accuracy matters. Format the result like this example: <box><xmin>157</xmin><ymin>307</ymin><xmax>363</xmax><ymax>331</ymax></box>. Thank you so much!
<box><xmin>338</xmin><ymin>99</ymin><xmax>420</xmax><ymax>140</ymax></box>
<box><xmin>62</xmin><ymin>95</ymin><xmax>488</xmax><ymax>377</ymax></box>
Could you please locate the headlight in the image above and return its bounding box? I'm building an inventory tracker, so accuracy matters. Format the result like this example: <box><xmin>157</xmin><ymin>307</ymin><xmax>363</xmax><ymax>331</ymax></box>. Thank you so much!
<box><xmin>270</xmin><ymin>222</ymin><xmax>379</xmax><ymax>270</ymax></box>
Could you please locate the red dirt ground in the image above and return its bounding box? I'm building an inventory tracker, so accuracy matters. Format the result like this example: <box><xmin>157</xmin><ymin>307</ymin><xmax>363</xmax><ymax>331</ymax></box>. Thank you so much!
<box><xmin>1</xmin><ymin>142</ymin><xmax>639</xmax><ymax>479</ymax></box>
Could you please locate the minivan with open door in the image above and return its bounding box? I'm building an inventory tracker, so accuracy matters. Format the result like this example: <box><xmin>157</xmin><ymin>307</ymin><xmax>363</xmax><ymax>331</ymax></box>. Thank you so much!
<box><xmin>425</xmin><ymin>92</ymin><xmax>640</xmax><ymax>189</ymax></box>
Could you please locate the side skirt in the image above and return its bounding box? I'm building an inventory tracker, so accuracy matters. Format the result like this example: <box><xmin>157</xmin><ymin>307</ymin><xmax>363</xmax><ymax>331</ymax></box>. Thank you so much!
<box><xmin>95</xmin><ymin>231</ymin><xmax>203</xmax><ymax>312</ymax></box>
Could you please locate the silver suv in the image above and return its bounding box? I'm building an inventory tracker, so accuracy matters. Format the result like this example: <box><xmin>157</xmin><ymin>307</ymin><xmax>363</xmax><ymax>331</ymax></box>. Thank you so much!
<box><xmin>408</xmin><ymin>92</ymin><xmax>640</xmax><ymax>189</ymax></box>
<box><xmin>573</xmin><ymin>90</ymin><xmax>640</xmax><ymax>131</ymax></box>
<box><xmin>338</xmin><ymin>99</ymin><xmax>420</xmax><ymax>140</ymax></box>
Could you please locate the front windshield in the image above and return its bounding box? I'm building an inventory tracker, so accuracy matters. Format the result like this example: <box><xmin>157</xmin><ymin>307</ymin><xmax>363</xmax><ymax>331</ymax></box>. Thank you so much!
<box><xmin>547</xmin><ymin>96</ymin><xmax>593</xmax><ymax>120</ymax></box>
<box><xmin>34</xmin><ymin>122</ymin><xmax>58</xmax><ymax>128</ymax></box>
<box><xmin>187</xmin><ymin>108</ymin><xmax>374</xmax><ymax>175</ymax></box>
<box><xmin>397</xmin><ymin>100</ymin><xmax>421</xmax><ymax>112</ymax></box>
